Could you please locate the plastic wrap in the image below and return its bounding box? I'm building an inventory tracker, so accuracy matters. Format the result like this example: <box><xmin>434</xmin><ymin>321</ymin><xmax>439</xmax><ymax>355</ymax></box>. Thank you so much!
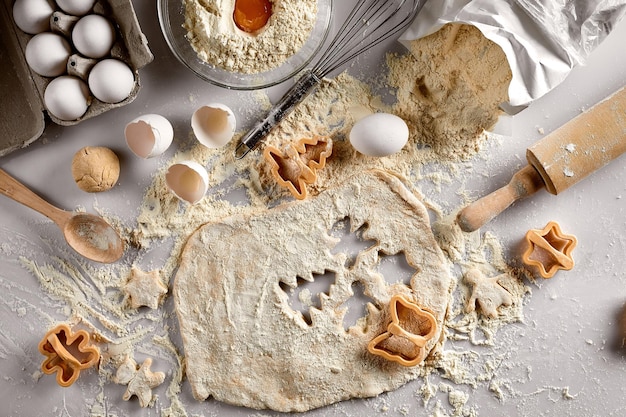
<box><xmin>401</xmin><ymin>0</ymin><xmax>626</xmax><ymax>108</ymax></box>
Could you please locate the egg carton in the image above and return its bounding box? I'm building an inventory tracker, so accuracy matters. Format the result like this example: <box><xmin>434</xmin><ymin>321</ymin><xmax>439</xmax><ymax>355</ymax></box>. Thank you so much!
<box><xmin>0</xmin><ymin>0</ymin><xmax>153</xmax><ymax>157</ymax></box>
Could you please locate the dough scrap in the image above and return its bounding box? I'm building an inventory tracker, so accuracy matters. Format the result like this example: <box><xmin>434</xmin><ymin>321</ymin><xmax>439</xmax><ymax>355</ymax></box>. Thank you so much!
<box><xmin>173</xmin><ymin>170</ymin><xmax>453</xmax><ymax>412</ymax></box>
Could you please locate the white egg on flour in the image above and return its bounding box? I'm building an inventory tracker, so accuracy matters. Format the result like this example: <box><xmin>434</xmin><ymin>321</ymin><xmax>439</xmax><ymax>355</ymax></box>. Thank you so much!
<box><xmin>44</xmin><ymin>75</ymin><xmax>90</xmax><ymax>121</ymax></box>
<box><xmin>25</xmin><ymin>32</ymin><xmax>71</xmax><ymax>77</ymax></box>
<box><xmin>72</xmin><ymin>14</ymin><xmax>116</xmax><ymax>59</ymax></box>
<box><xmin>165</xmin><ymin>161</ymin><xmax>209</xmax><ymax>205</ymax></box>
<box><xmin>56</xmin><ymin>0</ymin><xmax>96</xmax><ymax>16</ymax></box>
<box><xmin>12</xmin><ymin>0</ymin><xmax>55</xmax><ymax>34</ymax></box>
<box><xmin>124</xmin><ymin>114</ymin><xmax>174</xmax><ymax>159</ymax></box>
<box><xmin>349</xmin><ymin>113</ymin><xmax>409</xmax><ymax>157</ymax></box>
<box><xmin>88</xmin><ymin>59</ymin><xmax>135</xmax><ymax>103</ymax></box>
<box><xmin>191</xmin><ymin>103</ymin><xmax>237</xmax><ymax>148</ymax></box>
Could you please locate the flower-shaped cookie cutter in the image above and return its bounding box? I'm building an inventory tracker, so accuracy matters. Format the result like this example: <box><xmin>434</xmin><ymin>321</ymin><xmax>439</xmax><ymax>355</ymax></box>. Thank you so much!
<box><xmin>263</xmin><ymin>136</ymin><xmax>333</xmax><ymax>200</ymax></box>
<box><xmin>38</xmin><ymin>323</ymin><xmax>100</xmax><ymax>387</ymax></box>
<box><xmin>522</xmin><ymin>221</ymin><xmax>577</xmax><ymax>278</ymax></box>
<box><xmin>368</xmin><ymin>294</ymin><xmax>438</xmax><ymax>367</ymax></box>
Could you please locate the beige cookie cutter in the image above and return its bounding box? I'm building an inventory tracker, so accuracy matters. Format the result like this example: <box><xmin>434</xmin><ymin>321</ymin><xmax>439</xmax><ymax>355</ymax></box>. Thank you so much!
<box><xmin>522</xmin><ymin>221</ymin><xmax>577</xmax><ymax>278</ymax></box>
<box><xmin>368</xmin><ymin>294</ymin><xmax>438</xmax><ymax>367</ymax></box>
<box><xmin>263</xmin><ymin>136</ymin><xmax>333</xmax><ymax>200</ymax></box>
<box><xmin>38</xmin><ymin>323</ymin><xmax>100</xmax><ymax>387</ymax></box>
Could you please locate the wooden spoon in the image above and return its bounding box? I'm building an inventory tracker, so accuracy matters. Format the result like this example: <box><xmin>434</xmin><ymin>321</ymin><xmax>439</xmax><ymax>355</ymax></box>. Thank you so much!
<box><xmin>0</xmin><ymin>168</ymin><xmax>124</xmax><ymax>263</ymax></box>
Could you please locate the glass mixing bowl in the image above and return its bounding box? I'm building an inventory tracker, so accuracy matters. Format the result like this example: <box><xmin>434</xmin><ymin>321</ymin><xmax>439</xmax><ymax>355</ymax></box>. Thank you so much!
<box><xmin>157</xmin><ymin>0</ymin><xmax>333</xmax><ymax>90</ymax></box>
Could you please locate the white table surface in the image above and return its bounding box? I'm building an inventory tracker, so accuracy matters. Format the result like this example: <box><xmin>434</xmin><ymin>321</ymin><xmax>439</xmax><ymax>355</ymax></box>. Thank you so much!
<box><xmin>1</xmin><ymin>1</ymin><xmax>626</xmax><ymax>416</ymax></box>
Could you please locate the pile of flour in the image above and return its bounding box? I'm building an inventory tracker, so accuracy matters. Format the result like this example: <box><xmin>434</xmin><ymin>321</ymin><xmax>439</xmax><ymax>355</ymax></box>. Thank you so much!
<box><xmin>184</xmin><ymin>0</ymin><xmax>318</xmax><ymax>73</ymax></box>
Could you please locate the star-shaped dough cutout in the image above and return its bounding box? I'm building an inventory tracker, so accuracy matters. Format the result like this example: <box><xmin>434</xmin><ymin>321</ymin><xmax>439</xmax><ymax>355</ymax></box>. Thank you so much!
<box><xmin>522</xmin><ymin>221</ymin><xmax>577</xmax><ymax>278</ymax></box>
<box><xmin>114</xmin><ymin>356</ymin><xmax>165</xmax><ymax>408</ymax></box>
<box><xmin>464</xmin><ymin>268</ymin><xmax>513</xmax><ymax>318</ymax></box>
<box><xmin>123</xmin><ymin>267</ymin><xmax>168</xmax><ymax>309</ymax></box>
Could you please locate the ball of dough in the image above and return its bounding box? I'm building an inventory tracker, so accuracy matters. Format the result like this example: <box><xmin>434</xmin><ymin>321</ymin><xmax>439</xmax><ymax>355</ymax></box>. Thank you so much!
<box><xmin>71</xmin><ymin>146</ymin><xmax>120</xmax><ymax>192</ymax></box>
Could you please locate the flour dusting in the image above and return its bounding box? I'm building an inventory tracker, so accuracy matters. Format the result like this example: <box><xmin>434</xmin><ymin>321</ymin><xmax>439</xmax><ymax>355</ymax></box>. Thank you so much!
<box><xmin>3</xmin><ymin>24</ymin><xmax>539</xmax><ymax>416</ymax></box>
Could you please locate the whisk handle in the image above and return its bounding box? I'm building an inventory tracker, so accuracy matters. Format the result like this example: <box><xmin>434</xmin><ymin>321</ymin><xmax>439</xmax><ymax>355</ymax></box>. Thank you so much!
<box><xmin>234</xmin><ymin>70</ymin><xmax>321</xmax><ymax>159</ymax></box>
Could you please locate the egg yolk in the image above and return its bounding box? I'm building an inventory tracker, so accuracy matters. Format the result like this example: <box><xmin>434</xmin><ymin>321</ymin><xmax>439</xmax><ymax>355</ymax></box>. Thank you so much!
<box><xmin>233</xmin><ymin>0</ymin><xmax>272</xmax><ymax>33</ymax></box>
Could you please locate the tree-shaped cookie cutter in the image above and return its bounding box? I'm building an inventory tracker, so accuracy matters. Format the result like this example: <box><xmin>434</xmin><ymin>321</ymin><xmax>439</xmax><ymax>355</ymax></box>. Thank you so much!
<box><xmin>522</xmin><ymin>221</ymin><xmax>577</xmax><ymax>278</ymax></box>
<box><xmin>38</xmin><ymin>323</ymin><xmax>100</xmax><ymax>387</ymax></box>
<box><xmin>368</xmin><ymin>294</ymin><xmax>438</xmax><ymax>367</ymax></box>
<box><xmin>263</xmin><ymin>136</ymin><xmax>333</xmax><ymax>200</ymax></box>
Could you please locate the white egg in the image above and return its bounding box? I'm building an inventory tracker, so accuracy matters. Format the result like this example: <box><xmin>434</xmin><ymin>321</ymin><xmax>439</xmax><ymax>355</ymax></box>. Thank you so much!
<box><xmin>25</xmin><ymin>32</ymin><xmax>71</xmax><ymax>77</ymax></box>
<box><xmin>12</xmin><ymin>0</ymin><xmax>55</xmax><ymax>34</ymax></box>
<box><xmin>349</xmin><ymin>113</ymin><xmax>409</xmax><ymax>157</ymax></box>
<box><xmin>125</xmin><ymin>114</ymin><xmax>174</xmax><ymax>159</ymax></box>
<box><xmin>56</xmin><ymin>0</ymin><xmax>96</xmax><ymax>16</ymax></box>
<box><xmin>165</xmin><ymin>161</ymin><xmax>209</xmax><ymax>205</ymax></box>
<box><xmin>88</xmin><ymin>59</ymin><xmax>135</xmax><ymax>103</ymax></box>
<box><xmin>44</xmin><ymin>76</ymin><xmax>90</xmax><ymax>121</ymax></box>
<box><xmin>191</xmin><ymin>103</ymin><xmax>237</xmax><ymax>148</ymax></box>
<box><xmin>72</xmin><ymin>14</ymin><xmax>116</xmax><ymax>59</ymax></box>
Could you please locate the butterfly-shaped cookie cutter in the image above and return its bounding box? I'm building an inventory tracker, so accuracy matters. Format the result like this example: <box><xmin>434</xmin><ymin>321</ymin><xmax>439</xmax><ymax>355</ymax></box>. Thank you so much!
<box><xmin>38</xmin><ymin>323</ymin><xmax>100</xmax><ymax>387</ymax></box>
<box><xmin>263</xmin><ymin>136</ymin><xmax>333</xmax><ymax>200</ymax></box>
<box><xmin>368</xmin><ymin>294</ymin><xmax>438</xmax><ymax>367</ymax></box>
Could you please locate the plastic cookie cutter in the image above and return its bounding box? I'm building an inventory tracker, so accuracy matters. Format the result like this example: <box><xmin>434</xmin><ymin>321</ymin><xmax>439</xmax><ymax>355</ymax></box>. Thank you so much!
<box><xmin>522</xmin><ymin>221</ymin><xmax>577</xmax><ymax>278</ymax></box>
<box><xmin>368</xmin><ymin>294</ymin><xmax>438</xmax><ymax>367</ymax></box>
<box><xmin>263</xmin><ymin>136</ymin><xmax>333</xmax><ymax>200</ymax></box>
<box><xmin>38</xmin><ymin>323</ymin><xmax>100</xmax><ymax>387</ymax></box>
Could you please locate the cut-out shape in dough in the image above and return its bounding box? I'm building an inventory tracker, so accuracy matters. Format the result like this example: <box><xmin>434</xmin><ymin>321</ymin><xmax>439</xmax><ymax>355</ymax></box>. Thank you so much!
<box><xmin>264</xmin><ymin>136</ymin><xmax>333</xmax><ymax>200</ymax></box>
<box><xmin>522</xmin><ymin>221</ymin><xmax>577</xmax><ymax>278</ymax></box>
<box><xmin>173</xmin><ymin>170</ymin><xmax>452</xmax><ymax>412</ymax></box>
<box><xmin>368</xmin><ymin>294</ymin><xmax>438</xmax><ymax>366</ymax></box>
<box><xmin>38</xmin><ymin>323</ymin><xmax>100</xmax><ymax>387</ymax></box>
<box><xmin>114</xmin><ymin>356</ymin><xmax>165</xmax><ymax>408</ymax></box>
<box><xmin>123</xmin><ymin>267</ymin><xmax>168</xmax><ymax>309</ymax></box>
<box><xmin>464</xmin><ymin>268</ymin><xmax>513</xmax><ymax>318</ymax></box>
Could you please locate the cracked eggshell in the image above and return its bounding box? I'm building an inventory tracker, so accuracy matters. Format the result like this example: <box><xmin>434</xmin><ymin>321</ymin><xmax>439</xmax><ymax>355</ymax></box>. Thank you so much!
<box><xmin>349</xmin><ymin>113</ymin><xmax>409</xmax><ymax>157</ymax></box>
<box><xmin>191</xmin><ymin>103</ymin><xmax>236</xmax><ymax>148</ymax></box>
<box><xmin>165</xmin><ymin>161</ymin><xmax>208</xmax><ymax>205</ymax></box>
<box><xmin>125</xmin><ymin>114</ymin><xmax>173</xmax><ymax>158</ymax></box>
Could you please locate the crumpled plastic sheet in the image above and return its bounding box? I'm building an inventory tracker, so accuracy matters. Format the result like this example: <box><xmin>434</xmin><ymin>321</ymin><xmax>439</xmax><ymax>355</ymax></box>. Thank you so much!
<box><xmin>401</xmin><ymin>0</ymin><xmax>626</xmax><ymax>108</ymax></box>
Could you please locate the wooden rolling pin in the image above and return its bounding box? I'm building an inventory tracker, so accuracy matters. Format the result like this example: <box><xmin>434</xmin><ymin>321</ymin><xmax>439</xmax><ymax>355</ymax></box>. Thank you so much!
<box><xmin>457</xmin><ymin>85</ymin><xmax>626</xmax><ymax>233</ymax></box>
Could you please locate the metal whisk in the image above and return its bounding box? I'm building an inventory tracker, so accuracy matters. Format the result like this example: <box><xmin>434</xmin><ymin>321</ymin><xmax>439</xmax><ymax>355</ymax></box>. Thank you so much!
<box><xmin>234</xmin><ymin>0</ymin><xmax>427</xmax><ymax>159</ymax></box>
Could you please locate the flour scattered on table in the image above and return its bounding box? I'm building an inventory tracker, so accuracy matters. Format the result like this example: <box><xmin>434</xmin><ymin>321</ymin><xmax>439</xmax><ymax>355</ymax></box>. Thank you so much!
<box><xmin>10</xmin><ymin>23</ymin><xmax>538</xmax><ymax>416</ymax></box>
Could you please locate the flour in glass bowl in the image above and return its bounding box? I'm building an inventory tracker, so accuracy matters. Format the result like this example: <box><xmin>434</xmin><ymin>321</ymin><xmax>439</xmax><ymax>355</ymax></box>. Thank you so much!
<box><xmin>184</xmin><ymin>0</ymin><xmax>318</xmax><ymax>73</ymax></box>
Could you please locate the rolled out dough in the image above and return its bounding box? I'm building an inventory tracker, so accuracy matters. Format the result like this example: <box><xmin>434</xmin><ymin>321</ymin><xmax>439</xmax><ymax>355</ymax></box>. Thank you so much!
<box><xmin>173</xmin><ymin>169</ymin><xmax>453</xmax><ymax>412</ymax></box>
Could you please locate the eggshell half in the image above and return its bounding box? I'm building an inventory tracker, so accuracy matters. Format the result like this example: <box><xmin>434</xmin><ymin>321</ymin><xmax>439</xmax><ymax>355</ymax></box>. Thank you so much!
<box><xmin>349</xmin><ymin>113</ymin><xmax>409</xmax><ymax>157</ymax></box>
<box><xmin>165</xmin><ymin>161</ymin><xmax>209</xmax><ymax>205</ymax></box>
<box><xmin>191</xmin><ymin>103</ymin><xmax>236</xmax><ymax>148</ymax></box>
<box><xmin>125</xmin><ymin>114</ymin><xmax>174</xmax><ymax>158</ymax></box>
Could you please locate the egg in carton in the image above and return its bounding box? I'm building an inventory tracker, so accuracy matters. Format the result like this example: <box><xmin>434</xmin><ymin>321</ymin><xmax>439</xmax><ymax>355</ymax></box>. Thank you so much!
<box><xmin>0</xmin><ymin>0</ymin><xmax>153</xmax><ymax>157</ymax></box>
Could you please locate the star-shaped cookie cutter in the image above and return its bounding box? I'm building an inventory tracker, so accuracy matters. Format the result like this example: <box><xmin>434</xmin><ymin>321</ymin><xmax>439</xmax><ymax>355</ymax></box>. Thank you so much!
<box><xmin>263</xmin><ymin>136</ymin><xmax>333</xmax><ymax>200</ymax></box>
<box><xmin>522</xmin><ymin>221</ymin><xmax>577</xmax><ymax>278</ymax></box>
<box><xmin>368</xmin><ymin>294</ymin><xmax>438</xmax><ymax>367</ymax></box>
<box><xmin>38</xmin><ymin>323</ymin><xmax>100</xmax><ymax>387</ymax></box>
